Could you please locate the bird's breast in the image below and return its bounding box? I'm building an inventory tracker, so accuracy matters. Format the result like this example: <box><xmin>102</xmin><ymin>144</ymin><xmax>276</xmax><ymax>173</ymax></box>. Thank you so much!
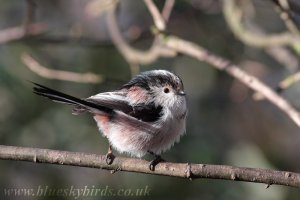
<box><xmin>94</xmin><ymin>115</ymin><xmax>111</xmax><ymax>137</ymax></box>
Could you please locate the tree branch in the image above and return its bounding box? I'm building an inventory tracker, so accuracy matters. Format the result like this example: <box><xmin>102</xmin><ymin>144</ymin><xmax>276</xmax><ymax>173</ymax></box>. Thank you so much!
<box><xmin>106</xmin><ymin>1</ymin><xmax>176</xmax><ymax>65</ymax></box>
<box><xmin>277</xmin><ymin>70</ymin><xmax>300</xmax><ymax>92</ymax></box>
<box><xmin>144</xmin><ymin>0</ymin><xmax>166</xmax><ymax>31</ymax></box>
<box><xmin>0</xmin><ymin>145</ymin><xmax>300</xmax><ymax>188</ymax></box>
<box><xmin>0</xmin><ymin>23</ymin><xmax>47</xmax><ymax>44</ymax></box>
<box><xmin>272</xmin><ymin>0</ymin><xmax>300</xmax><ymax>37</ymax></box>
<box><xmin>161</xmin><ymin>0</ymin><xmax>175</xmax><ymax>23</ymax></box>
<box><xmin>223</xmin><ymin>0</ymin><xmax>297</xmax><ymax>47</ymax></box>
<box><xmin>21</xmin><ymin>53</ymin><xmax>103</xmax><ymax>84</ymax></box>
<box><xmin>107</xmin><ymin>0</ymin><xmax>300</xmax><ymax>127</ymax></box>
<box><xmin>163</xmin><ymin>36</ymin><xmax>300</xmax><ymax>127</ymax></box>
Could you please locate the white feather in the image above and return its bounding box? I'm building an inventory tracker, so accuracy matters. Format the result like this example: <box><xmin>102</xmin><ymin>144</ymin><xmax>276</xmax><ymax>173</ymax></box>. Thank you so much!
<box><xmin>92</xmin><ymin>70</ymin><xmax>187</xmax><ymax>157</ymax></box>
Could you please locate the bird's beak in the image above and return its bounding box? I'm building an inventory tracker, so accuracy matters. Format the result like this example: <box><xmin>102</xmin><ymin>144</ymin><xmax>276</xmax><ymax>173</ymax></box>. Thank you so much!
<box><xmin>177</xmin><ymin>90</ymin><xmax>186</xmax><ymax>96</ymax></box>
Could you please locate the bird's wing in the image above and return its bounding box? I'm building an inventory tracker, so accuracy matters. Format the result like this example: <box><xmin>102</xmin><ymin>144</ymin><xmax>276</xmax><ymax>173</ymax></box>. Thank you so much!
<box><xmin>86</xmin><ymin>91</ymin><xmax>163</xmax><ymax>122</ymax></box>
<box><xmin>129</xmin><ymin>103</ymin><xmax>163</xmax><ymax>122</ymax></box>
<box><xmin>85</xmin><ymin>91</ymin><xmax>134</xmax><ymax>114</ymax></box>
<box><xmin>33</xmin><ymin>83</ymin><xmax>162</xmax><ymax>123</ymax></box>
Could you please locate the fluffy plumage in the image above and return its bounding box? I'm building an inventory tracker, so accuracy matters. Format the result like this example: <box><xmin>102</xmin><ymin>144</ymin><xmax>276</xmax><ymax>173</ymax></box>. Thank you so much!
<box><xmin>32</xmin><ymin>70</ymin><xmax>187</xmax><ymax>158</ymax></box>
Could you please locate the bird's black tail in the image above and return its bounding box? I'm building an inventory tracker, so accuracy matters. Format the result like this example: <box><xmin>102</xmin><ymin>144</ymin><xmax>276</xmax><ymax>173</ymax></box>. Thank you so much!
<box><xmin>32</xmin><ymin>82</ymin><xmax>113</xmax><ymax>114</ymax></box>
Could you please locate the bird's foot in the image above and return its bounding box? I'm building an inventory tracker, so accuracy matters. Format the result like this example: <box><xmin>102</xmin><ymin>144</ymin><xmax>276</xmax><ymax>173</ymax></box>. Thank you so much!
<box><xmin>149</xmin><ymin>154</ymin><xmax>165</xmax><ymax>171</ymax></box>
<box><xmin>105</xmin><ymin>152</ymin><xmax>115</xmax><ymax>165</ymax></box>
<box><xmin>105</xmin><ymin>145</ymin><xmax>115</xmax><ymax>165</ymax></box>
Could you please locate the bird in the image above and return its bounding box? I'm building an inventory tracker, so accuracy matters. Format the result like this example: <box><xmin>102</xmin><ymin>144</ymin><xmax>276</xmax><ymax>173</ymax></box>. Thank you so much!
<box><xmin>32</xmin><ymin>69</ymin><xmax>187</xmax><ymax>171</ymax></box>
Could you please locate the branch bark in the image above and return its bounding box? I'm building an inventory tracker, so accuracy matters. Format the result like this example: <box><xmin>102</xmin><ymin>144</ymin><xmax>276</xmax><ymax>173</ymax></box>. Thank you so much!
<box><xmin>163</xmin><ymin>36</ymin><xmax>300</xmax><ymax>127</ymax></box>
<box><xmin>106</xmin><ymin>0</ymin><xmax>300</xmax><ymax>128</ymax></box>
<box><xmin>223</xmin><ymin>0</ymin><xmax>297</xmax><ymax>47</ymax></box>
<box><xmin>21</xmin><ymin>53</ymin><xmax>103</xmax><ymax>84</ymax></box>
<box><xmin>1</xmin><ymin>145</ymin><xmax>300</xmax><ymax>188</ymax></box>
<box><xmin>106</xmin><ymin>2</ymin><xmax>176</xmax><ymax>65</ymax></box>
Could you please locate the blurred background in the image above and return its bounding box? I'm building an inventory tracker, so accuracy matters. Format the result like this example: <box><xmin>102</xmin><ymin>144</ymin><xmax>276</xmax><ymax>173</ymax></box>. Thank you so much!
<box><xmin>1</xmin><ymin>0</ymin><xmax>300</xmax><ymax>199</ymax></box>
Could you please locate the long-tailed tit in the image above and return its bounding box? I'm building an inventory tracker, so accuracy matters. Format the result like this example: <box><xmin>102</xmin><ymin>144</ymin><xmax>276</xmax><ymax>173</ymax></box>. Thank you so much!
<box><xmin>32</xmin><ymin>70</ymin><xmax>187</xmax><ymax>170</ymax></box>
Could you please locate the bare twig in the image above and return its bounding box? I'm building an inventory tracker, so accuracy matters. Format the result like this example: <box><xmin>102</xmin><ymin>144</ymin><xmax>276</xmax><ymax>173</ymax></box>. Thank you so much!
<box><xmin>164</xmin><ymin>36</ymin><xmax>300</xmax><ymax>127</ymax></box>
<box><xmin>265</xmin><ymin>47</ymin><xmax>299</xmax><ymax>72</ymax></box>
<box><xmin>254</xmin><ymin>47</ymin><xmax>300</xmax><ymax>101</ymax></box>
<box><xmin>273</xmin><ymin>0</ymin><xmax>300</xmax><ymax>36</ymax></box>
<box><xmin>0</xmin><ymin>23</ymin><xmax>47</xmax><ymax>44</ymax></box>
<box><xmin>161</xmin><ymin>0</ymin><xmax>175</xmax><ymax>23</ymax></box>
<box><xmin>223</xmin><ymin>0</ymin><xmax>296</xmax><ymax>47</ymax></box>
<box><xmin>277</xmin><ymin>71</ymin><xmax>300</xmax><ymax>92</ymax></box>
<box><xmin>21</xmin><ymin>53</ymin><xmax>103</xmax><ymax>84</ymax></box>
<box><xmin>224</xmin><ymin>0</ymin><xmax>300</xmax><ymax>71</ymax></box>
<box><xmin>144</xmin><ymin>0</ymin><xmax>166</xmax><ymax>31</ymax></box>
<box><xmin>106</xmin><ymin>2</ymin><xmax>176</xmax><ymax>64</ymax></box>
<box><xmin>1</xmin><ymin>145</ymin><xmax>300</xmax><ymax>188</ymax></box>
<box><xmin>106</xmin><ymin>0</ymin><xmax>300</xmax><ymax>127</ymax></box>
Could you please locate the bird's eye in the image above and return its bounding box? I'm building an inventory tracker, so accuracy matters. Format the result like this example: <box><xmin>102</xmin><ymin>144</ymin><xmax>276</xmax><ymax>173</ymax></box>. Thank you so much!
<box><xmin>164</xmin><ymin>88</ymin><xmax>170</xmax><ymax>93</ymax></box>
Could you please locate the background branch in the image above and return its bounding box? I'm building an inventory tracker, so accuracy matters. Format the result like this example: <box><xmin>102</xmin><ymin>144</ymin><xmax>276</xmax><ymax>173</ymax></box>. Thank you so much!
<box><xmin>161</xmin><ymin>0</ymin><xmax>175</xmax><ymax>22</ymax></box>
<box><xmin>106</xmin><ymin>1</ymin><xmax>176</xmax><ymax>65</ymax></box>
<box><xmin>223</xmin><ymin>0</ymin><xmax>296</xmax><ymax>47</ymax></box>
<box><xmin>21</xmin><ymin>53</ymin><xmax>103</xmax><ymax>84</ymax></box>
<box><xmin>1</xmin><ymin>145</ymin><xmax>300</xmax><ymax>188</ymax></box>
<box><xmin>163</xmin><ymin>36</ymin><xmax>300</xmax><ymax>127</ymax></box>
<box><xmin>277</xmin><ymin>71</ymin><xmax>300</xmax><ymax>92</ymax></box>
<box><xmin>0</xmin><ymin>23</ymin><xmax>47</xmax><ymax>44</ymax></box>
<box><xmin>1</xmin><ymin>1</ymin><xmax>300</xmax><ymax>195</ymax></box>
<box><xmin>272</xmin><ymin>0</ymin><xmax>300</xmax><ymax>36</ymax></box>
<box><xmin>144</xmin><ymin>0</ymin><xmax>166</xmax><ymax>31</ymax></box>
<box><xmin>107</xmin><ymin>0</ymin><xmax>300</xmax><ymax>128</ymax></box>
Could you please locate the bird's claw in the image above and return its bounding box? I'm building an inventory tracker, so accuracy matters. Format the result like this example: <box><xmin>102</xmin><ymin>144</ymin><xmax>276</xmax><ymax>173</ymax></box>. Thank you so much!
<box><xmin>105</xmin><ymin>152</ymin><xmax>115</xmax><ymax>165</ymax></box>
<box><xmin>149</xmin><ymin>156</ymin><xmax>164</xmax><ymax>171</ymax></box>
